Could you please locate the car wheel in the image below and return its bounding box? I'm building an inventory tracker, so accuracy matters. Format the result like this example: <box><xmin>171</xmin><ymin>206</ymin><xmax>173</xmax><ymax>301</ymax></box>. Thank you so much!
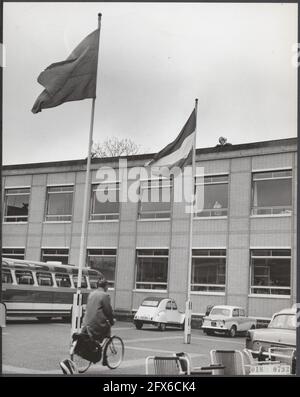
<box><xmin>229</xmin><ymin>325</ymin><xmax>237</xmax><ymax>338</ymax></box>
<box><xmin>135</xmin><ymin>321</ymin><xmax>143</xmax><ymax>330</ymax></box>
<box><xmin>159</xmin><ymin>323</ymin><xmax>166</xmax><ymax>331</ymax></box>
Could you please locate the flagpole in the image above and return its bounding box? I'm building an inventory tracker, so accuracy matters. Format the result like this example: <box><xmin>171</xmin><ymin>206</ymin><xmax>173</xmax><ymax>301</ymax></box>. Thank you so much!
<box><xmin>71</xmin><ymin>14</ymin><xmax>102</xmax><ymax>336</ymax></box>
<box><xmin>184</xmin><ymin>98</ymin><xmax>198</xmax><ymax>344</ymax></box>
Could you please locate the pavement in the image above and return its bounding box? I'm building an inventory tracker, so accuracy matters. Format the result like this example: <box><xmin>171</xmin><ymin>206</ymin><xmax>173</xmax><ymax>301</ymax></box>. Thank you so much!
<box><xmin>2</xmin><ymin>318</ymin><xmax>246</xmax><ymax>375</ymax></box>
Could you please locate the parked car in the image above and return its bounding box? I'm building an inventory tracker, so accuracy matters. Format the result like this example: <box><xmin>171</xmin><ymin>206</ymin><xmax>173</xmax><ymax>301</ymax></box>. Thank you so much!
<box><xmin>133</xmin><ymin>297</ymin><xmax>185</xmax><ymax>331</ymax></box>
<box><xmin>246</xmin><ymin>306</ymin><xmax>296</xmax><ymax>352</ymax></box>
<box><xmin>202</xmin><ymin>305</ymin><xmax>256</xmax><ymax>337</ymax></box>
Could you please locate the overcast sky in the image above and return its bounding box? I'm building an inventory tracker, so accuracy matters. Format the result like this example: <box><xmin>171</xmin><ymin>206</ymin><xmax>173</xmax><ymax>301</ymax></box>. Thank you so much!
<box><xmin>3</xmin><ymin>2</ymin><xmax>298</xmax><ymax>165</ymax></box>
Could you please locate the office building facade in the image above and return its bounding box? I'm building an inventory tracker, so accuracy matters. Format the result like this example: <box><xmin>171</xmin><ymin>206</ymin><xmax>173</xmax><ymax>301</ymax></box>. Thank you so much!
<box><xmin>2</xmin><ymin>138</ymin><xmax>297</xmax><ymax>320</ymax></box>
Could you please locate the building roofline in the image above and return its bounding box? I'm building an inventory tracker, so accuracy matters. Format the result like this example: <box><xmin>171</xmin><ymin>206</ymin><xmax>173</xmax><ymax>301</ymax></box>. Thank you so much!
<box><xmin>2</xmin><ymin>137</ymin><xmax>297</xmax><ymax>171</ymax></box>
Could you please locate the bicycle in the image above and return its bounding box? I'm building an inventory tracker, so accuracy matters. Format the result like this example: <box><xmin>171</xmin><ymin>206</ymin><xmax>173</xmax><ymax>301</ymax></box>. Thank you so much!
<box><xmin>70</xmin><ymin>332</ymin><xmax>124</xmax><ymax>373</ymax></box>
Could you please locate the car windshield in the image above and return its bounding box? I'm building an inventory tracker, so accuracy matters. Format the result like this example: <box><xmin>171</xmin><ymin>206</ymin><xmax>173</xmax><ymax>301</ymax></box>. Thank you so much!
<box><xmin>269</xmin><ymin>314</ymin><xmax>296</xmax><ymax>329</ymax></box>
<box><xmin>210</xmin><ymin>308</ymin><xmax>230</xmax><ymax>317</ymax></box>
<box><xmin>142</xmin><ymin>300</ymin><xmax>160</xmax><ymax>307</ymax></box>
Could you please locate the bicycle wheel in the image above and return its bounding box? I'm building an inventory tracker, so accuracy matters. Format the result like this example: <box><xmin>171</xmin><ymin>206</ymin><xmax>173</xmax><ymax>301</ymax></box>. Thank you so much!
<box><xmin>103</xmin><ymin>336</ymin><xmax>124</xmax><ymax>369</ymax></box>
<box><xmin>70</xmin><ymin>342</ymin><xmax>92</xmax><ymax>374</ymax></box>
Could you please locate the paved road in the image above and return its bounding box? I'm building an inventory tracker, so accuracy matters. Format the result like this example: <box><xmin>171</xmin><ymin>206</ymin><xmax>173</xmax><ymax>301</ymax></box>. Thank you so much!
<box><xmin>2</xmin><ymin>318</ymin><xmax>246</xmax><ymax>375</ymax></box>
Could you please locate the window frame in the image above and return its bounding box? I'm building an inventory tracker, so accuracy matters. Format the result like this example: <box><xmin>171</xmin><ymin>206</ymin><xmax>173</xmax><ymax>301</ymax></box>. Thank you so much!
<box><xmin>249</xmin><ymin>248</ymin><xmax>291</xmax><ymax>297</ymax></box>
<box><xmin>86</xmin><ymin>248</ymin><xmax>117</xmax><ymax>289</ymax></box>
<box><xmin>251</xmin><ymin>169</ymin><xmax>292</xmax><ymax>216</ymax></box>
<box><xmin>2</xmin><ymin>247</ymin><xmax>25</xmax><ymax>260</ymax></box>
<box><xmin>191</xmin><ymin>248</ymin><xmax>226</xmax><ymax>295</ymax></box>
<box><xmin>41</xmin><ymin>248</ymin><xmax>69</xmax><ymax>265</ymax></box>
<box><xmin>15</xmin><ymin>270</ymin><xmax>35</xmax><ymax>286</ymax></box>
<box><xmin>90</xmin><ymin>181</ymin><xmax>120</xmax><ymax>221</ymax></box>
<box><xmin>3</xmin><ymin>187</ymin><xmax>30</xmax><ymax>223</ymax></box>
<box><xmin>44</xmin><ymin>185</ymin><xmax>74</xmax><ymax>222</ymax></box>
<box><xmin>138</xmin><ymin>178</ymin><xmax>173</xmax><ymax>220</ymax></box>
<box><xmin>54</xmin><ymin>273</ymin><xmax>72</xmax><ymax>288</ymax></box>
<box><xmin>194</xmin><ymin>174</ymin><xmax>229</xmax><ymax>218</ymax></box>
<box><xmin>135</xmin><ymin>248</ymin><xmax>169</xmax><ymax>291</ymax></box>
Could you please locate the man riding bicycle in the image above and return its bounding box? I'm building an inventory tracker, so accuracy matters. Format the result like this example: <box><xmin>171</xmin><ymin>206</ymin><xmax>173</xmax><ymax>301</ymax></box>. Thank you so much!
<box><xmin>60</xmin><ymin>276</ymin><xmax>114</xmax><ymax>374</ymax></box>
<box><xmin>81</xmin><ymin>276</ymin><xmax>114</xmax><ymax>342</ymax></box>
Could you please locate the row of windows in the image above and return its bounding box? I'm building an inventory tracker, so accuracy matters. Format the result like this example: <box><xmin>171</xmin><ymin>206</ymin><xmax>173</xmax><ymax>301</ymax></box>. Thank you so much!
<box><xmin>2</xmin><ymin>248</ymin><xmax>292</xmax><ymax>296</ymax></box>
<box><xmin>3</xmin><ymin>169</ymin><xmax>293</xmax><ymax>222</ymax></box>
<box><xmin>2</xmin><ymin>268</ymin><xmax>99</xmax><ymax>289</ymax></box>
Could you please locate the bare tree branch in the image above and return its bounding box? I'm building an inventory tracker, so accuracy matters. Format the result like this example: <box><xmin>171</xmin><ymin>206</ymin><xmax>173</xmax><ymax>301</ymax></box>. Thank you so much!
<box><xmin>92</xmin><ymin>137</ymin><xmax>141</xmax><ymax>158</ymax></box>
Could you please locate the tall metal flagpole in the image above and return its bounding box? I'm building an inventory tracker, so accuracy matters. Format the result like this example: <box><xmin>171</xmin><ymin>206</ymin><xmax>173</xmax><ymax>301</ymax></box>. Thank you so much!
<box><xmin>184</xmin><ymin>98</ymin><xmax>198</xmax><ymax>344</ymax></box>
<box><xmin>71</xmin><ymin>14</ymin><xmax>102</xmax><ymax>336</ymax></box>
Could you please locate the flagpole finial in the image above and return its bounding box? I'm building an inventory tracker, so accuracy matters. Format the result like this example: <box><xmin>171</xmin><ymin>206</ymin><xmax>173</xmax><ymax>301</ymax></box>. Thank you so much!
<box><xmin>98</xmin><ymin>13</ymin><xmax>102</xmax><ymax>28</ymax></box>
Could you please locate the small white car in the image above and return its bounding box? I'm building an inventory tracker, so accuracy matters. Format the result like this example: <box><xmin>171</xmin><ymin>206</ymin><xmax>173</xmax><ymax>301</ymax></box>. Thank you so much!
<box><xmin>134</xmin><ymin>297</ymin><xmax>185</xmax><ymax>331</ymax></box>
<box><xmin>202</xmin><ymin>305</ymin><xmax>256</xmax><ymax>337</ymax></box>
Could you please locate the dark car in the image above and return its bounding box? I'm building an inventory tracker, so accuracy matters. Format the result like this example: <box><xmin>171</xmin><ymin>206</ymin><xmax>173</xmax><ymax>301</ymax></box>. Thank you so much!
<box><xmin>246</xmin><ymin>306</ymin><xmax>296</xmax><ymax>352</ymax></box>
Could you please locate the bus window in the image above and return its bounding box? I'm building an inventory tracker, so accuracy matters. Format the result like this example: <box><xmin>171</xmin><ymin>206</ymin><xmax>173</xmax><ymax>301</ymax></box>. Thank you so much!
<box><xmin>36</xmin><ymin>272</ymin><xmax>53</xmax><ymax>287</ymax></box>
<box><xmin>89</xmin><ymin>278</ymin><xmax>98</xmax><ymax>289</ymax></box>
<box><xmin>2</xmin><ymin>269</ymin><xmax>13</xmax><ymax>284</ymax></box>
<box><xmin>15</xmin><ymin>270</ymin><xmax>34</xmax><ymax>285</ymax></box>
<box><xmin>73</xmin><ymin>276</ymin><xmax>87</xmax><ymax>288</ymax></box>
<box><xmin>55</xmin><ymin>274</ymin><xmax>71</xmax><ymax>288</ymax></box>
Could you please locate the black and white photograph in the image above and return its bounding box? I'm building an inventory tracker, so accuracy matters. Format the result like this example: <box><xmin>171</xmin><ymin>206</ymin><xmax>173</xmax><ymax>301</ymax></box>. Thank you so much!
<box><xmin>0</xmin><ymin>1</ymin><xmax>298</xmax><ymax>378</ymax></box>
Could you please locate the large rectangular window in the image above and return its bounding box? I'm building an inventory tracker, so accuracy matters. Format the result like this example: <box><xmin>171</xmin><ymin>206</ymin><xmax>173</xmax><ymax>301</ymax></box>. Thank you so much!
<box><xmin>139</xmin><ymin>179</ymin><xmax>172</xmax><ymax>219</ymax></box>
<box><xmin>3</xmin><ymin>188</ymin><xmax>30</xmax><ymax>222</ymax></box>
<box><xmin>90</xmin><ymin>182</ymin><xmax>120</xmax><ymax>221</ymax></box>
<box><xmin>86</xmin><ymin>248</ymin><xmax>117</xmax><ymax>288</ymax></box>
<box><xmin>195</xmin><ymin>175</ymin><xmax>228</xmax><ymax>217</ymax></box>
<box><xmin>191</xmin><ymin>249</ymin><xmax>226</xmax><ymax>293</ymax></box>
<box><xmin>41</xmin><ymin>248</ymin><xmax>69</xmax><ymax>264</ymax></box>
<box><xmin>252</xmin><ymin>170</ymin><xmax>292</xmax><ymax>215</ymax></box>
<box><xmin>2</xmin><ymin>248</ymin><xmax>25</xmax><ymax>260</ymax></box>
<box><xmin>45</xmin><ymin>185</ymin><xmax>74</xmax><ymax>222</ymax></box>
<box><xmin>136</xmin><ymin>249</ymin><xmax>169</xmax><ymax>290</ymax></box>
<box><xmin>250</xmin><ymin>249</ymin><xmax>291</xmax><ymax>296</ymax></box>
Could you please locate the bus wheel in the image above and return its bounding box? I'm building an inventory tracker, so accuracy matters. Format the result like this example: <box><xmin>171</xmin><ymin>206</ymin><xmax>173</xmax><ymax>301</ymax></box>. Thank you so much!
<box><xmin>37</xmin><ymin>317</ymin><xmax>52</xmax><ymax>322</ymax></box>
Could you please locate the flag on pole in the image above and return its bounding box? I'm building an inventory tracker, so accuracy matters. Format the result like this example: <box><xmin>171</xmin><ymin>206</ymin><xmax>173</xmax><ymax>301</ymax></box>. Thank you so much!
<box><xmin>32</xmin><ymin>28</ymin><xmax>100</xmax><ymax>113</ymax></box>
<box><xmin>146</xmin><ymin>109</ymin><xmax>196</xmax><ymax>170</ymax></box>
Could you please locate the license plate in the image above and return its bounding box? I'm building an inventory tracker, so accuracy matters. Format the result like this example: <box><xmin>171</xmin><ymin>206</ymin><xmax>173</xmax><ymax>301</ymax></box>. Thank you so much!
<box><xmin>211</xmin><ymin>321</ymin><xmax>216</xmax><ymax>327</ymax></box>
<box><xmin>249</xmin><ymin>364</ymin><xmax>291</xmax><ymax>375</ymax></box>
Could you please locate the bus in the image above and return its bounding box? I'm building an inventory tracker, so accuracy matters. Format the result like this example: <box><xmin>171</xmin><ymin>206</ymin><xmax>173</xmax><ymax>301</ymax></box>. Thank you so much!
<box><xmin>1</xmin><ymin>258</ymin><xmax>102</xmax><ymax>321</ymax></box>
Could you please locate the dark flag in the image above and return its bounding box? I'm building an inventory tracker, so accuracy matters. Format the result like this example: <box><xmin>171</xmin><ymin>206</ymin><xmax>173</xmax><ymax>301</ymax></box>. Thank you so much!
<box><xmin>32</xmin><ymin>28</ymin><xmax>100</xmax><ymax>113</ymax></box>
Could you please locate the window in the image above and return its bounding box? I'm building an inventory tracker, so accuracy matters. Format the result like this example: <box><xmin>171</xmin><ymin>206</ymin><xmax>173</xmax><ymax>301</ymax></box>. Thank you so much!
<box><xmin>3</xmin><ymin>188</ymin><xmax>30</xmax><ymax>222</ymax></box>
<box><xmin>55</xmin><ymin>273</ymin><xmax>71</xmax><ymax>288</ymax></box>
<box><xmin>195</xmin><ymin>175</ymin><xmax>228</xmax><ymax>217</ymax></box>
<box><xmin>269</xmin><ymin>314</ymin><xmax>296</xmax><ymax>330</ymax></box>
<box><xmin>90</xmin><ymin>182</ymin><xmax>120</xmax><ymax>220</ymax></box>
<box><xmin>232</xmin><ymin>309</ymin><xmax>239</xmax><ymax>317</ymax></box>
<box><xmin>45</xmin><ymin>185</ymin><xmax>74</xmax><ymax>221</ymax></box>
<box><xmin>2</xmin><ymin>248</ymin><xmax>25</xmax><ymax>260</ymax></box>
<box><xmin>239</xmin><ymin>309</ymin><xmax>245</xmax><ymax>317</ymax></box>
<box><xmin>2</xmin><ymin>269</ymin><xmax>13</xmax><ymax>284</ymax></box>
<box><xmin>252</xmin><ymin>170</ymin><xmax>292</xmax><ymax>215</ymax></box>
<box><xmin>250</xmin><ymin>249</ymin><xmax>291</xmax><ymax>295</ymax></box>
<box><xmin>87</xmin><ymin>249</ymin><xmax>117</xmax><ymax>288</ymax></box>
<box><xmin>36</xmin><ymin>272</ymin><xmax>53</xmax><ymax>286</ymax></box>
<box><xmin>41</xmin><ymin>248</ymin><xmax>69</xmax><ymax>264</ymax></box>
<box><xmin>15</xmin><ymin>270</ymin><xmax>34</xmax><ymax>285</ymax></box>
<box><xmin>136</xmin><ymin>249</ymin><xmax>169</xmax><ymax>290</ymax></box>
<box><xmin>139</xmin><ymin>179</ymin><xmax>172</xmax><ymax>219</ymax></box>
<box><xmin>191</xmin><ymin>249</ymin><xmax>226</xmax><ymax>293</ymax></box>
<box><xmin>73</xmin><ymin>276</ymin><xmax>88</xmax><ymax>289</ymax></box>
<box><xmin>166</xmin><ymin>301</ymin><xmax>172</xmax><ymax>310</ymax></box>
